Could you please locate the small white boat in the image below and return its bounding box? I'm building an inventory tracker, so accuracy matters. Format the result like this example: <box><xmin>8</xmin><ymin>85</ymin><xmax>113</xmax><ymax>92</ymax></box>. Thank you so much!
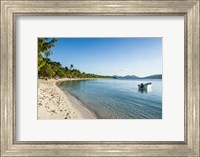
<box><xmin>138</xmin><ymin>82</ymin><xmax>152</xmax><ymax>88</ymax></box>
<box><xmin>138</xmin><ymin>82</ymin><xmax>152</xmax><ymax>93</ymax></box>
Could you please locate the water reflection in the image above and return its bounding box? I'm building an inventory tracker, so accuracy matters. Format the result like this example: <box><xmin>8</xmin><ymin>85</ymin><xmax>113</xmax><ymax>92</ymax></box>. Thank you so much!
<box><xmin>59</xmin><ymin>79</ymin><xmax>162</xmax><ymax>119</ymax></box>
<box><xmin>138</xmin><ymin>86</ymin><xmax>152</xmax><ymax>94</ymax></box>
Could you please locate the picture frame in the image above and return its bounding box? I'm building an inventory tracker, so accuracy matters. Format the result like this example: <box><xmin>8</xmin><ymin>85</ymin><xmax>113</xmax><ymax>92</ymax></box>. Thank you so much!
<box><xmin>0</xmin><ymin>0</ymin><xmax>199</xmax><ymax>156</ymax></box>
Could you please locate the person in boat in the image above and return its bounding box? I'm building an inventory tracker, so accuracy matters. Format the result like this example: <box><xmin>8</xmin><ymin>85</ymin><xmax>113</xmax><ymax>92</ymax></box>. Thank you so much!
<box><xmin>140</xmin><ymin>83</ymin><xmax>144</xmax><ymax>88</ymax></box>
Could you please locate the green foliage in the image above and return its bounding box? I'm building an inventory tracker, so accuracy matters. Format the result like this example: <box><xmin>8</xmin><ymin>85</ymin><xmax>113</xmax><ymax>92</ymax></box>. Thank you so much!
<box><xmin>39</xmin><ymin>63</ymin><xmax>55</xmax><ymax>78</ymax></box>
<box><xmin>38</xmin><ymin>53</ymin><xmax>46</xmax><ymax>71</ymax></box>
<box><xmin>38</xmin><ymin>38</ymin><xmax>57</xmax><ymax>58</ymax></box>
<box><xmin>56</xmin><ymin>68</ymin><xmax>66</xmax><ymax>78</ymax></box>
<box><xmin>38</xmin><ymin>38</ymin><xmax>57</xmax><ymax>73</ymax></box>
<box><xmin>39</xmin><ymin>58</ymin><xmax>112</xmax><ymax>79</ymax></box>
<box><xmin>70</xmin><ymin>64</ymin><xmax>74</xmax><ymax>70</ymax></box>
<box><xmin>38</xmin><ymin>38</ymin><xmax>113</xmax><ymax>79</ymax></box>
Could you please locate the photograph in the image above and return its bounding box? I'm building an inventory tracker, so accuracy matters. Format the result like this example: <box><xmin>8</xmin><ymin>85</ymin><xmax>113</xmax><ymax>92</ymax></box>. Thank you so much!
<box><xmin>38</xmin><ymin>38</ymin><xmax>162</xmax><ymax>119</ymax></box>
<box><xmin>2</xmin><ymin>0</ymin><xmax>199</xmax><ymax>156</ymax></box>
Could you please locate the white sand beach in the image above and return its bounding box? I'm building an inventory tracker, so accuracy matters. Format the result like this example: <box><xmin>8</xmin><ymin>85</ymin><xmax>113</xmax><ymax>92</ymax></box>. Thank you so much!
<box><xmin>38</xmin><ymin>78</ymin><xmax>96</xmax><ymax>119</ymax></box>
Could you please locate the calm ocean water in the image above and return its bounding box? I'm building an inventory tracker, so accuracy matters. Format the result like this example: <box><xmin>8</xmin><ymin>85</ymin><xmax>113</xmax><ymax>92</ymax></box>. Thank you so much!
<box><xmin>59</xmin><ymin>79</ymin><xmax>162</xmax><ymax>119</ymax></box>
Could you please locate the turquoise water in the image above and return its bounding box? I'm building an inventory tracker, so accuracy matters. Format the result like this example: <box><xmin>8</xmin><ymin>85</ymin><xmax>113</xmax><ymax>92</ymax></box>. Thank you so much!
<box><xmin>59</xmin><ymin>79</ymin><xmax>162</xmax><ymax>119</ymax></box>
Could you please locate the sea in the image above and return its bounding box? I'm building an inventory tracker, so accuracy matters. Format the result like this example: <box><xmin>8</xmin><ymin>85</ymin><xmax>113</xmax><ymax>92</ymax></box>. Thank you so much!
<box><xmin>59</xmin><ymin>78</ymin><xmax>162</xmax><ymax>119</ymax></box>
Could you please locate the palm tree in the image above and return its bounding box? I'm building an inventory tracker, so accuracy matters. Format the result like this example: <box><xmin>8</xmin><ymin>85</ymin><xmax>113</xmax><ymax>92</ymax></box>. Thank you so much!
<box><xmin>38</xmin><ymin>38</ymin><xmax>57</xmax><ymax>58</ymax></box>
<box><xmin>38</xmin><ymin>38</ymin><xmax>57</xmax><ymax>73</ymax></box>
<box><xmin>70</xmin><ymin>64</ymin><xmax>74</xmax><ymax>70</ymax></box>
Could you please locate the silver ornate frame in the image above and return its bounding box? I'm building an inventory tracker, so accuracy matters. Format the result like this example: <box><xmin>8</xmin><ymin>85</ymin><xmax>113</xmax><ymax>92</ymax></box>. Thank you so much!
<box><xmin>1</xmin><ymin>0</ymin><xmax>199</xmax><ymax>156</ymax></box>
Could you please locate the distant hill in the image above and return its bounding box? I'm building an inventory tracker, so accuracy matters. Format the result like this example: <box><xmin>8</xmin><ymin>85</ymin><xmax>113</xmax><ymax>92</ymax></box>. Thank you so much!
<box><xmin>113</xmin><ymin>75</ymin><xmax>139</xmax><ymax>79</ymax></box>
<box><xmin>142</xmin><ymin>74</ymin><xmax>162</xmax><ymax>79</ymax></box>
<box><xmin>113</xmin><ymin>74</ymin><xmax>162</xmax><ymax>79</ymax></box>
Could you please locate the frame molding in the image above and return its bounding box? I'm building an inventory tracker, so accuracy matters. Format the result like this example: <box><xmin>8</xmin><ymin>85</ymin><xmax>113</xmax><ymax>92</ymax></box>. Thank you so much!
<box><xmin>1</xmin><ymin>0</ymin><xmax>199</xmax><ymax>156</ymax></box>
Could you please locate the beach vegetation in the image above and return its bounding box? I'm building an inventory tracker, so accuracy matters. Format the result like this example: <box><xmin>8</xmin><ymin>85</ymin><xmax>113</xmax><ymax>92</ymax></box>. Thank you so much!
<box><xmin>38</xmin><ymin>38</ymin><xmax>58</xmax><ymax>72</ymax></box>
<box><xmin>70</xmin><ymin>64</ymin><xmax>74</xmax><ymax>70</ymax></box>
<box><xmin>38</xmin><ymin>38</ymin><xmax>112</xmax><ymax>79</ymax></box>
<box><xmin>39</xmin><ymin>63</ymin><xmax>55</xmax><ymax>78</ymax></box>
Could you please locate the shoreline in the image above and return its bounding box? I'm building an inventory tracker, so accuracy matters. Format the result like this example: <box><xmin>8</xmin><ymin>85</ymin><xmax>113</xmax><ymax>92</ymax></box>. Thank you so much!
<box><xmin>57</xmin><ymin>83</ymin><xmax>100</xmax><ymax>118</ymax></box>
<box><xmin>38</xmin><ymin>78</ymin><xmax>97</xmax><ymax>119</ymax></box>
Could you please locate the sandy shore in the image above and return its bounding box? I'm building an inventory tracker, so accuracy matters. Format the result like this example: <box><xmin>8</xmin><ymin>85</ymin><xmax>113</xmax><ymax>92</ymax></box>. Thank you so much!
<box><xmin>38</xmin><ymin>78</ymin><xmax>96</xmax><ymax>119</ymax></box>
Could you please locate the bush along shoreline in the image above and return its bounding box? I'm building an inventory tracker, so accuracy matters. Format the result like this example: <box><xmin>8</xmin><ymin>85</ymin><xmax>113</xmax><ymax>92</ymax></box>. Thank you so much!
<box><xmin>38</xmin><ymin>38</ymin><xmax>112</xmax><ymax>79</ymax></box>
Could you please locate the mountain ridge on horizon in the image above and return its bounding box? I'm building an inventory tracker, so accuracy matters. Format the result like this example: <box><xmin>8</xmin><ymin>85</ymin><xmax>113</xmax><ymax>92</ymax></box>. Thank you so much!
<box><xmin>113</xmin><ymin>74</ymin><xmax>162</xmax><ymax>79</ymax></box>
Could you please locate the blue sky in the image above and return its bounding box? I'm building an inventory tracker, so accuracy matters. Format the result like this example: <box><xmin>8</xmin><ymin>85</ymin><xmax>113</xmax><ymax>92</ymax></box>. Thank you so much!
<box><xmin>49</xmin><ymin>38</ymin><xmax>162</xmax><ymax>77</ymax></box>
